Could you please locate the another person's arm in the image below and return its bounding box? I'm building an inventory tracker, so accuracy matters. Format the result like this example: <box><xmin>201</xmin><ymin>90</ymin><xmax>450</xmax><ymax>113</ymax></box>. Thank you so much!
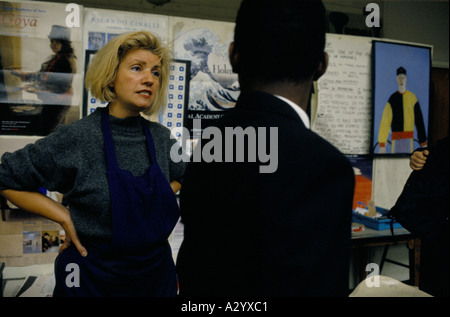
<box><xmin>410</xmin><ymin>149</ymin><xmax>429</xmax><ymax>170</ymax></box>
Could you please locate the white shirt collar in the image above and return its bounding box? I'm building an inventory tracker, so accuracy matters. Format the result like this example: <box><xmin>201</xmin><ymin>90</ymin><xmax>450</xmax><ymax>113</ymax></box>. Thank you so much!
<box><xmin>273</xmin><ymin>94</ymin><xmax>310</xmax><ymax>129</ymax></box>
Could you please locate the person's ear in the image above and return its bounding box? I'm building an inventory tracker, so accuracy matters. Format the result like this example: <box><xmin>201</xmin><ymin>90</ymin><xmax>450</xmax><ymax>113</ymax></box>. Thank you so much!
<box><xmin>313</xmin><ymin>52</ymin><xmax>328</xmax><ymax>81</ymax></box>
<box><xmin>229</xmin><ymin>42</ymin><xmax>240</xmax><ymax>73</ymax></box>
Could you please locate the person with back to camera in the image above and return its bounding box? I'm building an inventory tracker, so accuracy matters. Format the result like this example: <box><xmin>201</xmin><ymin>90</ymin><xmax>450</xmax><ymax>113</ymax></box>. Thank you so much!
<box><xmin>0</xmin><ymin>31</ymin><xmax>186</xmax><ymax>297</ymax></box>
<box><xmin>409</xmin><ymin>136</ymin><xmax>449</xmax><ymax>297</ymax></box>
<box><xmin>176</xmin><ymin>0</ymin><xmax>355</xmax><ymax>297</ymax></box>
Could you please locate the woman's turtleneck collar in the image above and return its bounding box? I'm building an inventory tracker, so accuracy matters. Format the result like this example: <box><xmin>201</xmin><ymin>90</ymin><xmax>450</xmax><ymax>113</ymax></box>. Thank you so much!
<box><xmin>107</xmin><ymin>109</ymin><xmax>143</xmax><ymax>134</ymax></box>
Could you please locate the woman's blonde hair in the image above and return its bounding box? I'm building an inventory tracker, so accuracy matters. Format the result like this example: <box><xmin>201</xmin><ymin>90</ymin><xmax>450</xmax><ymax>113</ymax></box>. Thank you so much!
<box><xmin>85</xmin><ymin>31</ymin><xmax>172</xmax><ymax>116</ymax></box>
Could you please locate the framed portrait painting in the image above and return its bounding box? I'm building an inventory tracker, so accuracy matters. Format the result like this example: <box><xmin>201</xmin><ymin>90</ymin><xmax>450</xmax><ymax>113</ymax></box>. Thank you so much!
<box><xmin>371</xmin><ymin>40</ymin><xmax>431</xmax><ymax>156</ymax></box>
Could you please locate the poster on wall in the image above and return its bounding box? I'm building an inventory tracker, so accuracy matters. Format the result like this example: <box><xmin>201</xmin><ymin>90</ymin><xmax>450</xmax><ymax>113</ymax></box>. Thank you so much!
<box><xmin>171</xmin><ymin>17</ymin><xmax>239</xmax><ymax>139</ymax></box>
<box><xmin>0</xmin><ymin>208</ymin><xmax>62</xmax><ymax>266</ymax></box>
<box><xmin>82</xmin><ymin>8</ymin><xmax>169</xmax><ymax>116</ymax></box>
<box><xmin>347</xmin><ymin>155</ymin><xmax>373</xmax><ymax>211</ymax></box>
<box><xmin>83</xmin><ymin>50</ymin><xmax>103</xmax><ymax>116</ymax></box>
<box><xmin>0</xmin><ymin>0</ymin><xmax>83</xmax><ymax>136</ymax></box>
<box><xmin>159</xmin><ymin>59</ymin><xmax>190</xmax><ymax>145</ymax></box>
<box><xmin>311</xmin><ymin>34</ymin><xmax>372</xmax><ymax>155</ymax></box>
<box><xmin>371</xmin><ymin>40</ymin><xmax>431</xmax><ymax>156</ymax></box>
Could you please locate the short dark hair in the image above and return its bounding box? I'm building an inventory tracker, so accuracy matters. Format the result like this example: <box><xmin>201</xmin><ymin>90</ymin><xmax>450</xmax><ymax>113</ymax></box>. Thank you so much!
<box><xmin>234</xmin><ymin>0</ymin><xmax>326</xmax><ymax>84</ymax></box>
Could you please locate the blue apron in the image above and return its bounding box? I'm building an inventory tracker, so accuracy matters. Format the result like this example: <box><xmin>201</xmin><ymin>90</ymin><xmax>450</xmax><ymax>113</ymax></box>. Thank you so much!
<box><xmin>53</xmin><ymin>108</ymin><xmax>180</xmax><ymax>297</ymax></box>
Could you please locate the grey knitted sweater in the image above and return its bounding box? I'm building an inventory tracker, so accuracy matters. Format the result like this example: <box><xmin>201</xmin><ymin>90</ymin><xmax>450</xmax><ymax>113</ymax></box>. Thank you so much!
<box><xmin>0</xmin><ymin>108</ymin><xmax>186</xmax><ymax>241</ymax></box>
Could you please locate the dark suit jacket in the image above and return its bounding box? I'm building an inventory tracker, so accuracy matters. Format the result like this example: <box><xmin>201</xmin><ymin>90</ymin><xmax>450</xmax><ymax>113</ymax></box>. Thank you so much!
<box><xmin>176</xmin><ymin>91</ymin><xmax>355</xmax><ymax>297</ymax></box>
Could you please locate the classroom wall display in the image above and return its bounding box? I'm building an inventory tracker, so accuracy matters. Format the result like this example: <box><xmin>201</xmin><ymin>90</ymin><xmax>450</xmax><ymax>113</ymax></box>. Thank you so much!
<box><xmin>371</xmin><ymin>40</ymin><xmax>431</xmax><ymax>156</ymax></box>
<box><xmin>159</xmin><ymin>59</ymin><xmax>190</xmax><ymax>144</ymax></box>
<box><xmin>83</xmin><ymin>50</ymin><xmax>101</xmax><ymax>115</ymax></box>
<box><xmin>171</xmin><ymin>16</ymin><xmax>239</xmax><ymax>139</ymax></box>
<box><xmin>0</xmin><ymin>208</ymin><xmax>62</xmax><ymax>266</ymax></box>
<box><xmin>0</xmin><ymin>0</ymin><xmax>83</xmax><ymax>136</ymax></box>
<box><xmin>372</xmin><ymin>156</ymin><xmax>411</xmax><ymax>210</ymax></box>
<box><xmin>347</xmin><ymin>155</ymin><xmax>373</xmax><ymax>211</ymax></box>
<box><xmin>311</xmin><ymin>34</ymin><xmax>373</xmax><ymax>155</ymax></box>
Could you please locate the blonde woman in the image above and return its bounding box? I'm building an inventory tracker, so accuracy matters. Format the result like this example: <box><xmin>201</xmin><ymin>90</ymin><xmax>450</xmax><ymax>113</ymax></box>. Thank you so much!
<box><xmin>0</xmin><ymin>31</ymin><xmax>186</xmax><ymax>297</ymax></box>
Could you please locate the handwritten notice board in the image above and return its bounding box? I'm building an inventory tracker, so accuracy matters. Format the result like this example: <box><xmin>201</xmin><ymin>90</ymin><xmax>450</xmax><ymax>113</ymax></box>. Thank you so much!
<box><xmin>312</xmin><ymin>34</ymin><xmax>373</xmax><ymax>155</ymax></box>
